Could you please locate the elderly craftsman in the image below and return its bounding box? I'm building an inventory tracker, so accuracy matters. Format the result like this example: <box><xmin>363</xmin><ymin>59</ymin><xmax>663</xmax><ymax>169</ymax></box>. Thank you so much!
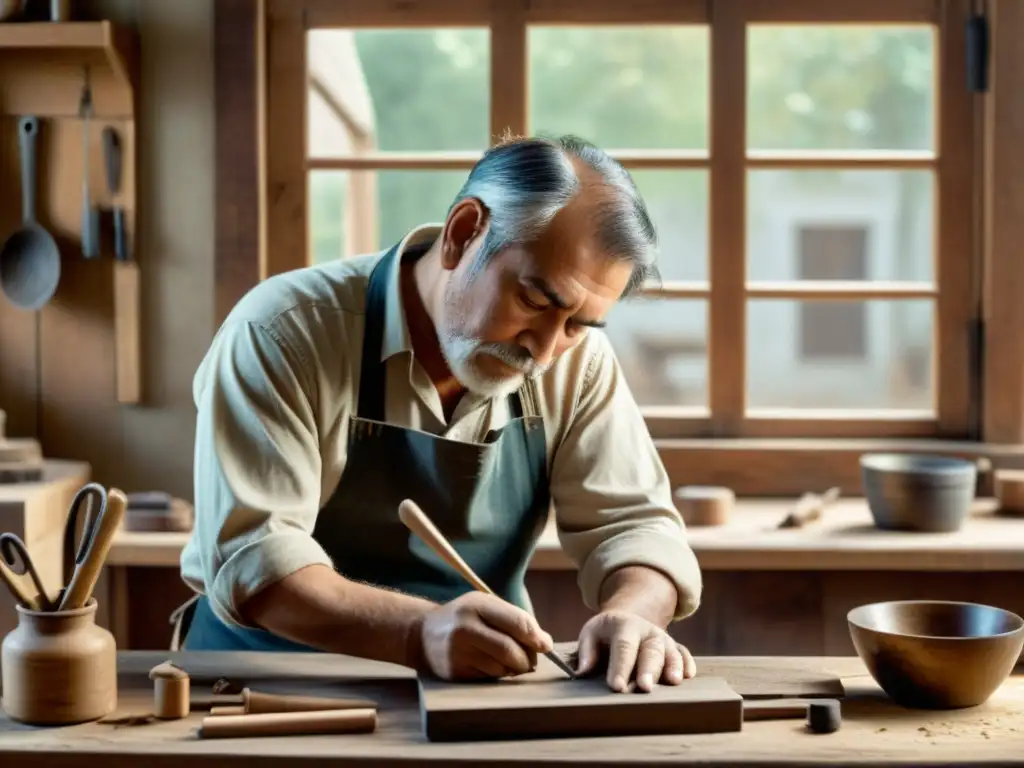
<box><xmin>174</xmin><ymin>135</ymin><xmax>703</xmax><ymax>693</ymax></box>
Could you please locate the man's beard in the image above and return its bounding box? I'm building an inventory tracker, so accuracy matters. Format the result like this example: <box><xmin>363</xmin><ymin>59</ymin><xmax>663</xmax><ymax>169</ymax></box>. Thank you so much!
<box><xmin>438</xmin><ymin>272</ymin><xmax>550</xmax><ymax>398</ymax></box>
<box><xmin>439</xmin><ymin>333</ymin><xmax>550</xmax><ymax>398</ymax></box>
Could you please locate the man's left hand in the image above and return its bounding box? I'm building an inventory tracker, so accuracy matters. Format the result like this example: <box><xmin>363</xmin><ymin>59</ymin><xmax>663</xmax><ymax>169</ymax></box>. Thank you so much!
<box><xmin>574</xmin><ymin>609</ymin><xmax>696</xmax><ymax>693</ymax></box>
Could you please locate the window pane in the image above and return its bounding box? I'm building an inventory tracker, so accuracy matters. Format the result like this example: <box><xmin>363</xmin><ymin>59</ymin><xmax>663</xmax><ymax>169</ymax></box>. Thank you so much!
<box><xmin>747</xmin><ymin>170</ymin><xmax>933</xmax><ymax>283</ymax></box>
<box><xmin>307</xmin><ymin>29</ymin><xmax>490</xmax><ymax>155</ymax></box>
<box><xmin>604</xmin><ymin>299</ymin><xmax>708</xmax><ymax>408</ymax></box>
<box><xmin>528</xmin><ymin>26</ymin><xmax>709</xmax><ymax>150</ymax></box>
<box><xmin>634</xmin><ymin>171</ymin><xmax>707</xmax><ymax>283</ymax></box>
<box><xmin>746</xmin><ymin>299</ymin><xmax>934</xmax><ymax>411</ymax></box>
<box><xmin>747</xmin><ymin>25</ymin><xmax>935</xmax><ymax>151</ymax></box>
<box><xmin>309</xmin><ymin>170</ymin><xmax>468</xmax><ymax>264</ymax></box>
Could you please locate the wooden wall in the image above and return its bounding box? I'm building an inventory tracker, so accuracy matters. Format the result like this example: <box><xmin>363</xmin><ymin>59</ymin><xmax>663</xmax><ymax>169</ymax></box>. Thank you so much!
<box><xmin>0</xmin><ymin>0</ymin><xmax>213</xmax><ymax>500</ymax></box>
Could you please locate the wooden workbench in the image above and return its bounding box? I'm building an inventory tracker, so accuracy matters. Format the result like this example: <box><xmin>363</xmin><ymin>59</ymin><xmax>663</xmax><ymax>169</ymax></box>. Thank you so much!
<box><xmin>98</xmin><ymin>498</ymin><xmax>1024</xmax><ymax>655</ymax></box>
<box><xmin>1</xmin><ymin>652</ymin><xmax>1022</xmax><ymax>766</ymax></box>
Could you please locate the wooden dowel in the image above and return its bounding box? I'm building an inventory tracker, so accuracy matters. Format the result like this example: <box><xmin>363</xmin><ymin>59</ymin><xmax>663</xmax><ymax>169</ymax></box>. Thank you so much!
<box><xmin>242</xmin><ymin>688</ymin><xmax>376</xmax><ymax>714</ymax></box>
<box><xmin>198</xmin><ymin>708</ymin><xmax>378</xmax><ymax>739</ymax></box>
<box><xmin>209</xmin><ymin>705</ymin><xmax>246</xmax><ymax>716</ymax></box>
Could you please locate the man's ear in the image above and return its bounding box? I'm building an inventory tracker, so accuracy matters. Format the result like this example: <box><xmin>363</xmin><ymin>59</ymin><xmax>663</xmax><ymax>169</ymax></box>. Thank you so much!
<box><xmin>441</xmin><ymin>198</ymin><xmax>488</xmax><ymax>270</ymax></box>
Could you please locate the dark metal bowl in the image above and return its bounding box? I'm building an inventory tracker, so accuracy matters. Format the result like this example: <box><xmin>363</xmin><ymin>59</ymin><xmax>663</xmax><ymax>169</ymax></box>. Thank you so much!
<box><xmin>860</xmin><ymin>453</ymin><xmax>976</xmax><ymax>532</ymax></box>
<box><xmin>848</xmin><ymin>600</ymin><xmax>1024</xmax><ymax>709</ymax></box>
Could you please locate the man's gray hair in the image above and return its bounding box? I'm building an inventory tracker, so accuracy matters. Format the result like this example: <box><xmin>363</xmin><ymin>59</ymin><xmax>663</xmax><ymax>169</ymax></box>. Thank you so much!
<box><xmin>448</xmin><ymin>134</ymin><xmax>659</xmax><ymax>294</ymax></box>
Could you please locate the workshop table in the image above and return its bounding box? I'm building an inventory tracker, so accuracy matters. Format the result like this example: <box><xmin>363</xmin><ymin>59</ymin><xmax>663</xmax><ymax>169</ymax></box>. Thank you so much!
<box><xmin>1</xmin><ymin>651</ymin><xmax>1022</xmax><ymax>766</ymax></box>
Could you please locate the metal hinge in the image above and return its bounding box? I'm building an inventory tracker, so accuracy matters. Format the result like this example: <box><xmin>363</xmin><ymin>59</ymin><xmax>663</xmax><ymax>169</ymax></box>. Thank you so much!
<box><xmin>968</xmin><ymin>317</ymin><xmax>985</xmax><ymax>440</ymax></box>
<box><xmin>967</xmin><ymin>10</ymin><xmax>990</xmax><ymax>93</ymax></box>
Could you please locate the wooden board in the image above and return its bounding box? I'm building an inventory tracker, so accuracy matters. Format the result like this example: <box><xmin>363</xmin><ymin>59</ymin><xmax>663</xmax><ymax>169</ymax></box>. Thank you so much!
<box><xmin>417</xmin><ymin>655</ymin><xmax>744</xmax><ymax>742</ymax></box>
<box><xmin>550</xmin><ymin>643</ymin><xmax>845</xmax><ymax>700</ymax></box>
<box><xmin>695</xmin><ymin>656</ymin><xmax>845</xmax><ymax>699</ymax></box>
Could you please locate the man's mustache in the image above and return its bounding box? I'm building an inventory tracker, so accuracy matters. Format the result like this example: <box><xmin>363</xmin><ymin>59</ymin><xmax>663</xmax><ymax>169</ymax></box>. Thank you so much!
<box><xmin>475</xmin><ymin>342</ymin><xmax>548</xmax><ymax>375</ymax></box>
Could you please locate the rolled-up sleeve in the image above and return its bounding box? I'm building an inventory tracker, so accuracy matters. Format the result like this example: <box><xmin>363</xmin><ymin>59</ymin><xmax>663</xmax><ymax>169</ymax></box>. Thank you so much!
<box><xmin>549</xmin><ymin>332</ymin><xmax>703</xmax><ymax>621</ymax></box>
<box><xmin>187</xmin><ymin>317</ymin><xmax>332</xmax><ymax>629</ymax></box>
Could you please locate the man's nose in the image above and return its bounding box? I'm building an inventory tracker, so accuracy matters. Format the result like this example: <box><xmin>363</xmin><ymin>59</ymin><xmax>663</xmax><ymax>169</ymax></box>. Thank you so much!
<box><xmin>526</xmin><ymin>321</ymin><xmax>563</xmax><ymax>367</ymax></box>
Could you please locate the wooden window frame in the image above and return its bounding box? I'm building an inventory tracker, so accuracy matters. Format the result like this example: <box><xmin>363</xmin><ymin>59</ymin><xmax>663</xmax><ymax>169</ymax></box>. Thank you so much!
<box><xmin>215</xmin><ymin>0</ymin><xmax>1024</xmax><ymax>495</ymax></box>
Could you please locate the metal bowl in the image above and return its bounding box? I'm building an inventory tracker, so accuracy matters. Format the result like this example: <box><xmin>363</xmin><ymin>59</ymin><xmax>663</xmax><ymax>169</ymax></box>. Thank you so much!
<box><xmin>860</xmin><ymin>453</ymin><xmax>976</xmax><ymax>532</ymax></box>
<box><xmin>848</xmin><ymin>600</ymin><xmax>1024</xmax><ymax>709</ymax></box>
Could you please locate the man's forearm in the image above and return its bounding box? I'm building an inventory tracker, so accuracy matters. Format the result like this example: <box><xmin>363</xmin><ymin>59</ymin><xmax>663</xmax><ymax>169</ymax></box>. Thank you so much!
<box><xmin>240</xmin><ymin>564</ymin><xmax>436</xmax><ymax>668</ymax></box>
<box><xmin>598</xmin><ymin>565</ymin><xmax>678</xmax><ymax>628</ymax></box>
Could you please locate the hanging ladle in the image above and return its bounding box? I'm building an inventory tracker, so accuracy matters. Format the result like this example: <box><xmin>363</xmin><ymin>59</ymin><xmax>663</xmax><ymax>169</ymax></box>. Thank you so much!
<box><xmin>0</xmin><ymin>117</ymin><xmax>61</xmax><ymax>311</ymax></box>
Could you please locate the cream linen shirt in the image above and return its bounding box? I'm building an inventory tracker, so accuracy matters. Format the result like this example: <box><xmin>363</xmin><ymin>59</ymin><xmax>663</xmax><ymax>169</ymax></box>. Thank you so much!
<box><xmin>181</xmin><ymin>224</ymin><xmax>703</xmax><ymax>630</ymax></box>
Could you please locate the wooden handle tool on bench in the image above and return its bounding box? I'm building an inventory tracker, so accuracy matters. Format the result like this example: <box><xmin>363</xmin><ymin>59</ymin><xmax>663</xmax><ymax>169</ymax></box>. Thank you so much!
<box><xmin>58</xmin><ymin>487</ymin><xmax>127</xmax><ymax>611</ymax></box>
<box><xmin>743</xmin><ymin>699</ymin><xmax>841</xmax><ymax>733</ymax></box>
<box><xmin>397</xmin><ymin>498</ymin><xmax>576</xmax><ymax>679</ymax></box>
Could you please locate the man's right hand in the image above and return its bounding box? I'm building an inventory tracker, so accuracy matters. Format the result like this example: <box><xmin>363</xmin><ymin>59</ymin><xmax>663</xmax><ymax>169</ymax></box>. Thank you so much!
<box><xmin>414</xmin><ymin>591</ymin><xmax>554</xmax><ymax>680</ymax></box>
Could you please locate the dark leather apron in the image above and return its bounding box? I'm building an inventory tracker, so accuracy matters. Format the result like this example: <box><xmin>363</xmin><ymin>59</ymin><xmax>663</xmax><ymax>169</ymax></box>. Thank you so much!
<box><xmin>175</xmin><ymin>243</ymin><xmax>551</xmax><ymax>652</ymax></box>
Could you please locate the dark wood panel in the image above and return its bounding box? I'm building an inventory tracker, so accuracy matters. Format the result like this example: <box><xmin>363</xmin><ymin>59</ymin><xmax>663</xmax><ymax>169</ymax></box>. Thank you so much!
<box><xmin>214</xmin><ymin>0</ymin><xmax>264</xmax><ymax>326</ymax></box>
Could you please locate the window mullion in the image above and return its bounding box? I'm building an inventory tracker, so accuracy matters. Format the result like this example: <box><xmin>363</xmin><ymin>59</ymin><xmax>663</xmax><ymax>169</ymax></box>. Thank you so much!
<box><xmin>490</xmin><ymin>0</ymin><xmax>528</xmax><ymax>141</ymax></box>
<box><xmin>937</xmin><ymin>0</ymin><xmax>980</xmax><ymax>437</ymax></box>
<box><xmin>708</xmin><ymin>0</ymin><xmax>747</xmax><ymax>436</ymax></box>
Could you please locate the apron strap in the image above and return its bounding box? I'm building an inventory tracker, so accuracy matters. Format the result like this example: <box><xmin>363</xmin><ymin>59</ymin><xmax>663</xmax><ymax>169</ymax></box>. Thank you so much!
<box><xmin>168</xmin><ymin>593</ymin><xmax>200</xmax><ymax>651</ymax></box>
<box><xmin>356</xmin><ymin>246</ymin><xmax>398</xmax><ymax>423</ymax></box>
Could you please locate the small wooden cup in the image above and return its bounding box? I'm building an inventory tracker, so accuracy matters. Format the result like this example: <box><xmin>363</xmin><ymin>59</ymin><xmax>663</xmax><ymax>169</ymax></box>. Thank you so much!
<box><xmin>1</xmin><ymin>597</ymin><xmax>117</xmax><ymax>725</ymax></box>
<box><xmin>994</xmin><ymin>469</ymin><xmax>1024</xmax><ymax>516</ymax></box>
<box><xmin>150</xmin><ymin>660</ymin><xmax>190</xmax><ymax>719</ymax></box>
<box><xmin>674</xmin><ymin>485</ymin><xmax>735</xmax><ymax>527</ymax></box>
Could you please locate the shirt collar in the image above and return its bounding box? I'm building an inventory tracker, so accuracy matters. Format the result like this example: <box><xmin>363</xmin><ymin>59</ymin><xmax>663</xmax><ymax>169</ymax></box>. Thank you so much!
<box><xmin>380</xmin><ymin>223</ymin><xmax>443</xmax><ymax>362</ymax></box>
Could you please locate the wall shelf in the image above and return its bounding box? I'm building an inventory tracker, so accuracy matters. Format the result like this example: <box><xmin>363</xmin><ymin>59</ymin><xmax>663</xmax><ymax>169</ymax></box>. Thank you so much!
<box><xmin>0</xmin><ymin>20</ymin><xmax>140</xmax><ymax>405</ymax></box>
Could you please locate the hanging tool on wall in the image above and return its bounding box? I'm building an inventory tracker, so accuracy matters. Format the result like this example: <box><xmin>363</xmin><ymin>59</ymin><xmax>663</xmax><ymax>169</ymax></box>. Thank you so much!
<box><xmin>79</xmin><ymin>66</ymin><xmax>100</xmax><ymax>259</ymax></box>
<box><xmin>102</xmin><ymin>126</ymin><xmax>129</xmax><ymax>261</ymax></box>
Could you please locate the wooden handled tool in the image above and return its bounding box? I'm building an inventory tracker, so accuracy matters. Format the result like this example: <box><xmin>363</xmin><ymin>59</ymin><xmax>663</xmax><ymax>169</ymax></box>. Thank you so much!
<box><xmin>206</xmin><ymin>689</ymin><xmax>377</xmax><ymax>716</ymax></box>
<box><xmin>199</xmin><ymin>708</ymin><xmax>378</xmax><ymax>739</ymax></box>
<box><xmin>397</xmin><ymin>498</ymin><xmax>576</xmax><ymax>679</ymax></box>
<box><xmin>743</xmin><ymin>699</ymin><xmax>841</xmax><ymax>734</ymax></box>
<box><xmin>58</xmin><ymin>487</ymin><xmax>127</xmax><ymax>610</ymax></box>
<box><xmin>777</xmin><ymin>487</ymin><xmax>841</xmax><ymax>529</ymax></box>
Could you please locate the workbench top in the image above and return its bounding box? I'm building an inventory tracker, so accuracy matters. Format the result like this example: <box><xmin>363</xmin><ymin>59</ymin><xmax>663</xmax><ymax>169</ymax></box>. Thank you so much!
<box><xmin>107</xmin><ymin>497</ymin><xmax>1024</xmax><ymax>572</ymax></box>
<box><xmin>1</xmin><ymin>651</ymin><xmax>1021</xmax><ymax>766</ymax></box>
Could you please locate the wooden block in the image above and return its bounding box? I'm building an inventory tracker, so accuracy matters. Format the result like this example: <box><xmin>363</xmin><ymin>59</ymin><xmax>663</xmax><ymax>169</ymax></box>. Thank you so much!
<box><xmin>994</xmin><ymin>469</ymin><xmax>1024</xmax><ymax>515</ymax></box>
<box><xmin>417</xmin><ymin>655</ymin><xmax>743</xmax><ymax>742</ymax></box>
<box><xmin>675</xmin><ymin>485</ymin><xmax>735</xmax><ymax>526</ymax></box>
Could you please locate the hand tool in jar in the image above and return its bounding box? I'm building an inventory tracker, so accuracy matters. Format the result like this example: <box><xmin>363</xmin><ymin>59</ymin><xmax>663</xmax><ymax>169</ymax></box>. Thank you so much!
<box><xmin>58</xmin><ymin>486</ymin><xmax>127</xmax><ymax>610</ymax></box>
<box><xmin>0</xmin><ymin>532</ymin><xmax>56</xmax><ymax>611</ymax></box>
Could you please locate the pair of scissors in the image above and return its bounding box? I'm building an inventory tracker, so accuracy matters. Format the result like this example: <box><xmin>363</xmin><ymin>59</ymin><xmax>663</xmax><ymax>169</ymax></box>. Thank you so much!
<box><xmin>62</xmin><ymin>482</ymin><xmax>107</xmax><ymax>596</ymax></box>
<box><xmin>0</xmin><ymin>533</ymin><xmax>56</xmax><ymax>611</ymax></box>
